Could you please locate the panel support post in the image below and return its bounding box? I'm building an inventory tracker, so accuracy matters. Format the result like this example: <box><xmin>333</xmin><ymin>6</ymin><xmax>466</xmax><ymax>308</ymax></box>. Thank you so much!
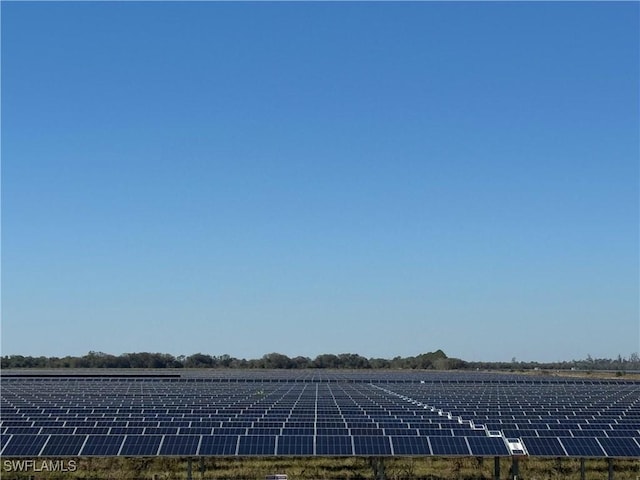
<box><xmin>200</xmin><ymin>457</ymin><xmax>205</xmax><ymax>479</ymax></box>
<box><xmin>187</xmin><ymin>458</ymin><xmax>193</xmax><ymax>480</ymax></box>
<box><xmin>494</xmin><ymin>456</ymin><xmax>500</xmax><ymax>480</ymax></box>
<box><xmin>369</xmin><ymin>457</ymin><xmax>387</xmax><ymax>480</ymax></box>
<box><xmin>580</xmin><ymin>458</ymin><xmax>585</xmax><ymax>480</ymax></box>
<box><xmin>509</xmin><ymin>456</ymin><xmax>519</xmax><ymax>480</ymax></box>
<box><xmin>608</xmin><ymin>458</ymin><xmax>614</xmax><ymax>480</ymax></box>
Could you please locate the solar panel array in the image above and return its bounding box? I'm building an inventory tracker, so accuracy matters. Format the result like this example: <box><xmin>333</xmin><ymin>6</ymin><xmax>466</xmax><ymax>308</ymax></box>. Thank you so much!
<box><xmin>1</xmin><ymin>373</ymin><xmax>638</xmax><ymax>458</ymax></box>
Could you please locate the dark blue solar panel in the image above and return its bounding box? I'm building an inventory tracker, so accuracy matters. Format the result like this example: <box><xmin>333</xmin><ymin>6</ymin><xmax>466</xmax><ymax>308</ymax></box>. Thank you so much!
<box><xmin>75</xmin><ymin>427</ymin><xmax>111</xmax><ymax>435</ymax></box>
<box><xmin>316</xmin><ymin>428</ymin><xmax>350</xmax><ymax>436</ymax></box>
<box><xmin>522</xmin><ymin>437</ymin><xmax>566</xmax><ymax>456</ymax></box>
<box><xmin>276</xmin><ymin>435</ymin><xmax>314</xmax><ymax>455</ymax></box>
<box><xmin>109</xmin><ymin>427</ymin><xmax>145</xmax><ymax>435</ymax></box>
<box><xmin>0</xmin><ymin>433</ymin><xmax>12</xmax><ymax>453</ymax></box>
<box><xmin>428</xmin><ymin>436</ymin><xmax>471</xmax><ymax>456</ymax></box>
<box><xmin>81</xmin><ymin>435</ymin><xmax>125</xmax><ymax>456</ymax></box>
<box><xmin>159</xmin><ymin>435</ymin><xmax>200</xmax><ymax>455</ymax></box>
<box><xmin>2</xmin><ymin>373</ymin><xmax>639</xmax><ymax>458</ymax></box>
<box><xmin>560</xmin><ymin>437</ymin><xmax>606</xmax><ymax>457</ymax></box>
<box><xmin>571</xmin><ymin>429</ymin><xmax>607</xmax><ymax>437</ymax></box>
<box><xmin>353</xmin><ymin>436</ymin><xmax>392</xmax><ymax>455</ymax></box>
<box><xmin>199</xmin><ymin>435</ymin><xmax>238</xmax><ymax>455</ymax></box>
<box><xmin>96</xmin><ymin>421</ymin><xmax>127</xmax><ymax>427</ymax></box>
<box><xmin>143</xmin><ymin>427</ymin><xmax>178</xmax><ymax>435</ymax></box>
<box><xmin>466</xmin><ymin>437</ymin><xmax>510</xmax><ymax>456</ymax></box>
<box><xmin>419</xmin><ymin>428</ymin><xmax>454</xmax><ymax>436</ymax></box>
<box><xmin>248</xmin><ymin>427</ymin><xmax>281</xmax><ymax>436</ymax></box>
<box><xmin>40</xmin><ymin>434</ymin><xmax>87</xmax><ymax>456</ymax></box>
<box><xmin>214</xmin><ymin>427</ymin><xmax>247</xmax><ymax>435</ymax></box>
<box><xmin>2</xmin><ymin>434</ymin><xmax>49</xmax><ymax>456</ymax></box>
<box><xmin>40</xmin><ymin>427</ymin><xmax>75</xmax><ymax>435</ymax></box>
<box><xmin>391</xmin><ymin>436</ymin><xmax>431</xmax><ymax>455</ymax></box>
<box><xmin>238</xmin><ymin>435</ymin><xmax>276</xmax><ymax>455</ymax></box>
<box><xmin>598</xmin><ymin>437</ymin><xmax>640</xmax><ymax>458</ymax></box>
<box><xmin>65</xmin><ymin>420</ymin><xmax>92</xmax><ymax>427</ymax></box>
<box><xmin>351</xmin><ymin>428</ymin><xmax>385</xmax><ymax>436</ymax></box>
<box><xmin>119</xmin><ymin>435</ymin><xmax>162</xmax><ymax>456</ymax></box>
<box><xmin>465</xmin><ymin>429</ymin><xmax>489</xmax><ymax>436</ymax></box>
<box><xmin>179</xmin><ymin>427</ymin><xmax>213</xmax><ymax>435</ymax></box>
<box><xmin>4</xmin><ymin>427</ymin><xmax>41</xmax><ymax>435</ymax></box>
<box><xmin>281</xmin><ymin>427</ymin><xmax>314</xmax><ymax>436</ymax></box>
<box><xmin>385</xmin><ymin>428</ymin><xmax>419</xmax><ymax>436</ymax></box>
<box><xmin>316</xmin><ymin>435</ymin><xmax>353</xmax><ymax>456</ymax></box>
<box><xmin>1</xmin><ymin>422</ymin><xmax>32</xmax><ymax>429</ymax></box>
<box><xmin>160</xmin><ymin>421</ymin><xmax>190</xmax><ymax>428</ymax></box>
<box><xmin>538</xmin><ymin>429</ymin><xmax>573</xmax><ymax>437</ymax></box>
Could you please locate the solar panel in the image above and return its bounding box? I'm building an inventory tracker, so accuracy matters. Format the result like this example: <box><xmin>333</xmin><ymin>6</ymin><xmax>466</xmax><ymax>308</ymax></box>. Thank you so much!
<box><xmin>559</xmin><ymin>437</ymin><xmax>606</xmax><ymax>457</ymax></box>
<box><xmin>178</xmin><ymin>427</ymin><xmax>213</xmax><ymax>435</ymax></box>
<box><xmin>75</xmin><ymin>427</ymin><xmax>111</xmax><ymax>435</ymax></box>
<box><xmin>214</xmin><ymin>427</ymin><xmax>248</xmax><ymax>435</ymax></box>
<box><xmin>159</xmin><ymin>435</ymin><xmax>200</xmax><ymax>455</ymax></box>
<box><xmin>119</xmin><ymin>435</ymin><xmax>162</xmax><ymax>456</ymax></box>
<box><xmin>466</xmin><ymin>436</ymin><xmax>510</xmax><ymax>456</ymax></box>
<box><xmin>281</xmin><ymin>427</ymin><xmax>314</xmax><ymax>436</ymax></box>
<box><xmin>2</xmin><ymin>373</ymin><xmax>639</xmax><ymax>458</ymax></box>
<box><xmin>428</xmin><ymin>436</ymin><xmax>471</xmax><ymax>456</ymax></box>
<box><xmin>110</xmin><ymin>427</ymin><xmax>145</xmax><ymax>435</ymax></box>
<box><xmin>597</xmin><ymin>437</ymin><xmax>640</xmax><ymax>458</ymax></box>
<box><xmin>521</xmin><ymin>437</ymin><xmax>566</xmax><ymax>456</ymax></box>
<box><xmin>1</xmin><ymin>434</ymin><xmax>49</xmax><ymax>456</ymax></box>
<box><xmin>237</xmin><ymin>435</ymin><xmax>276</xmax><ymax>455</ymax></box>
<box><xmin>4</xmin><ymin>427</ymin><xmax>41</xmax><ymax>435</ymax></box>
<box><xmin>0</xmin><ymin>433</ymin><xmax>12</xmax><ymax>454</ymax></box>
<box><xmin>419</xmin><ymin>428</ymin><xmax>454</xmax><ymax>436</ymax></box>
<box><xmin>149</xmin><ymin>427</ymin><xmax>179</xmax><ymax>434</ymax></box>
<box><xmin>40</xmin><ymin>427</ymin><xmax>74</xmax><ymax>435</ymax></box>
<box><xmin>276</xmin><ymin>435</ymin><xmax>314</xmax><ymax>455</ymax></box>
<box><xmin>353</xmin><ymin>436</ymin><xmax>392</xmax><ymax>455</ymax></box>
<box><xmin>315</xmin><ymin>435</ymin><xmax>353</xmax><ymax>456</ymax></box>
<box><xmin>40</xmin><ymin>434</ymin><xmax>87</xmax><ymax>456</ymax></box>
<box><xmin>385</xmin><ymin>428</ymin><xmax>419</xmax><ymax>436</ymax></box>
<box><xmin>390</xmin><ymin>436</ymin><xmax>431</xmax><ymax>455</ymax></box>
<box><xmin>351</xmin><ymin>427</ymin><xmax>385</xmax><ymax>436</ymax></box>
<box><xmin>248</xmin><ymin>427</ymin><xmax>281</xmax><ymax>436</ymax></box>
<box><xmin>199</xmin><ymin>435</ymin><xmax>239</xmax><ymax>455</ymax></box>
<box><xmin>80</xmin><ymin>435</ymin><xmax>125</xmax><ymax>456</ymax></box>
<box><xmin>606</xmin><ymin>429</ymin><xmax>640</xmax><ymax>437</ymax></box>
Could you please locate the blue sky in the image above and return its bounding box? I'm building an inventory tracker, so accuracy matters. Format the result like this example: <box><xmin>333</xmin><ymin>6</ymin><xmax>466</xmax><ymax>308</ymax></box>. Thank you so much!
<box><xmin>2</xmin><ymin>2</ymin><xmax>638</xmax><ymax>362</ymax></box>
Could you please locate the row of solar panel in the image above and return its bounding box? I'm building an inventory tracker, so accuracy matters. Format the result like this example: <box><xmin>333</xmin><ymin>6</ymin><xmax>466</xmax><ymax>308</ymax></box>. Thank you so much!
<box><xmin>3</xmin><ymin>379</ymin><xmax>638</xmax><ymax>460</ymax></box>
<box><xmin>0</xmin><ymin>422</ymin><xmax>640</xmax><ymax>437</ymax></box>
<box><xmin>522</xmin><ymin>437</ymin><xmax>640</xmax><ymax>458</ymax></box>
<box><xmin>2</xmin><ymin>434</ymin><xmax>639</xmax><ymax>458</ymax></box>
<box><xmin>0</xmin><ymin>434</ymin><xmax>512</xmax><ymax>457</ymax></box>
<box><xmin>1</xmin><ymin>419</ymin><xmax>480</xmax><ymax>428</ymax></box>
<box><xmin>6</xmin><ymin>404</ymin><xmax>636</xmax><ymax>414</ymax></box>
<box><xmin>0</xmin><ymin>427</ymin><xmax>494</xmax><ymax>437</ymax></box>
<box><xmin>1</xmin><ymin>418</ymin><xmax>476</xmax><ymax>427</ymax></box>
<box><xmin>376</xmin><ymin>385</ymin><xmax>640</xmax><ymax>438</ymax></box>
<box><xmin>6</xmin><ymin>380</ymin><xmax>634</xmax><ymax>397</ymax></box>
<box><xmin>5</xmin><ymin>415</ymin><xmax>636</xmax><ymax>428</ymax></box>
<box><xmin>2</xmin><ymin>373</ymin><xmax>632</xmax><ymax>384</ymax></box>
<box><xmin>5</xmin><ymin>415</ymin><xmax>636</xmax><ymax>429</ymax></box>
<box><xmin>3</xmin><ymin>422</ymin><xmax>638</xmax><ymax>435</ymax></box>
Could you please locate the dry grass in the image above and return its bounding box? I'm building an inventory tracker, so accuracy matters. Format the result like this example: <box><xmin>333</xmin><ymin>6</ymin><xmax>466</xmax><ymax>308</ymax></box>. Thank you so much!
<box><xmin>2</xmin><ymin>457</ymin><xmax>640</xmax><ymax>480</ymax></box>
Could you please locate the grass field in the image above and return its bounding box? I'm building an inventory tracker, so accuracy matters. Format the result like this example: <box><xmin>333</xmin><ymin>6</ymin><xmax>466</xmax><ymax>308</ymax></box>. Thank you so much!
<box><xmin>2</xmin><ymin>456</ymin><xmax>640</xmax><ymax>480</ymax></box>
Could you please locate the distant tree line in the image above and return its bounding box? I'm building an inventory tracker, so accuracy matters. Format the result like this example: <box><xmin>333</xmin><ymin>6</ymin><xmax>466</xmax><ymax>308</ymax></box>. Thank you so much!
<box><xmin>2</xmin><ymin>350</ymin><xmax>639</xmax><ymax>372</ymax></box>
<box><xmin>1</xmin><ymin>350</ymin><xmax>468</xmax><ymax>370</ymax></box>
<box><xmin>466</xmin><ymin>352</ymin><xmax>640</xmax><ymax>373</ymax></box>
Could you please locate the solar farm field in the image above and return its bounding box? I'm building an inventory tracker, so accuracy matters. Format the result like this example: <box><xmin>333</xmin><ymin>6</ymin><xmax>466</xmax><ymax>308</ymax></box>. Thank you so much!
<box><xmin>1</xmin><ymin>370</ymin><xmax>639</xmax><ymax>479</ymax></box>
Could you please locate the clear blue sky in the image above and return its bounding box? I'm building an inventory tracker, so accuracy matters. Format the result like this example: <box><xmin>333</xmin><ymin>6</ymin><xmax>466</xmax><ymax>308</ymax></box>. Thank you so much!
<box><xmin>2</xmin><ymin>1</ymin><xmax>638</xmax><ymax>363</ymax></box>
